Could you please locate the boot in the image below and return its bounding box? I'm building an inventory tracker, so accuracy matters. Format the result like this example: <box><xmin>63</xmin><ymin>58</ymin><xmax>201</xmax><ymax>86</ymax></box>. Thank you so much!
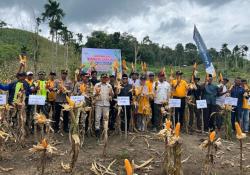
<box><xmin>95</xmin><ymin>129</ymin><xmax>100</xmax><ymax>139</ymax></box>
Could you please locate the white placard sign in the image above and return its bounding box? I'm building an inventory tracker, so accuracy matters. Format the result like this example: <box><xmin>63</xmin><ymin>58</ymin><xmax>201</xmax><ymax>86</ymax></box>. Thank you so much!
<box><xmin>0</xmin><ymin>94</ymin><xmax>7</xmax><ymax>105</ymax></box>
<box><xmin>117</xmin><ymin>96</ymin><xmax>130</xmax><ymax>106</ymax></box>
<box><xmin>28</xmin><ymin>95</ymin><xmax>46</xmax><ymax>105</ymax></box>
<box><xmin>196</xmin><ymin>100</ymin><xmax>207</xmax><ymax>109</ymax></box>
<box><xmin>70</xmin><ymin>96</ymin><xmax>85</xmax><ymax>104</ymax></box>
<box><xmin>169</xmin><ymin>99</ymin><xmax>181</xmax><ymax>108</ymax></box>
<box><xmin>224</xmin><ymin>97</ymin><xmax>238</xmax><ymax>106</ymax></box>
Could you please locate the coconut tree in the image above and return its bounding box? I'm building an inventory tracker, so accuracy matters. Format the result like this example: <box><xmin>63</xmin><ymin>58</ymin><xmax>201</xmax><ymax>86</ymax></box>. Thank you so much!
<box><xmin>41</xmin><ymin>0</ymin><xmax>65</xmax><ymax>54</ymax></box>
<box><xmin>232</xmin><ymin>45</ymin><xmax>240</xmax><ymax>68</ymax></box>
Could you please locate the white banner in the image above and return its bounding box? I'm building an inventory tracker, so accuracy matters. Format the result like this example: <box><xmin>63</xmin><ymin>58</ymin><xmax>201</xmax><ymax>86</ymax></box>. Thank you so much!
<box><xmin>28</xmin><ymin>95</ymin><xmax>46</xmax><ymax>105</ymax></box>
<box><xmin>117</xmin><ymin>96</ymin><xmax>130</xmax><ymax>106</ymax></box>
<box><xmin>196</xmin><ymin>100</ymin><xmax>207</xmax><ymax>109</ymax></box>
<box><xmin>70</xmin><ymin>96</ymin><xmax>85</xmax><ymax>104</ymax></box>
<box><xmin>224</xmin><ymin>97</ymin><xmax>238</xmax><ymax>106</ymax></box>
<box><xmin>169</xmin><ymin>99</ymin><xmax>181</xmax><ymax>108</ymax></box>
<box><xmin>0</xmin><ymin>95</ymin><xmax>7</xmax><ymax>105</ymax></box>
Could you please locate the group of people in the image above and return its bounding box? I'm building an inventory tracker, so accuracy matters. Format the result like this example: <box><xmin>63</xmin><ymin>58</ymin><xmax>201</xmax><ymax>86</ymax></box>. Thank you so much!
<box><xmin>0</xmin><ymin>63</ymin><xmax>250</xmax><ymax>141</ymax></box>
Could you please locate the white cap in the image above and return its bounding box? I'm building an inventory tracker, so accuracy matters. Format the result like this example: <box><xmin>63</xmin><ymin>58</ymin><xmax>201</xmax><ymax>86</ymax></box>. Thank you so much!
<box><xmin>27</xmin><ymin>71</ymin><xmax>34</xmax><ymax>76</ymax></box>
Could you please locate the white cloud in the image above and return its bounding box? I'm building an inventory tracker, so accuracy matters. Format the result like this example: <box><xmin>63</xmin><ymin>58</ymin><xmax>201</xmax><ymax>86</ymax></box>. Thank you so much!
<box><xmin>0</xmin><ymin>0</ymin><xmax>249</xmax><ymax>55</ymax></box>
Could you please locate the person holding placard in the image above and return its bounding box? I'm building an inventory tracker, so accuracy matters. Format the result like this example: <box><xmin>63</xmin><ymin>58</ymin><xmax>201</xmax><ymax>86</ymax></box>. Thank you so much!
<box><xmin>241</xmin><ymin>79</ymin><xmax>250</xmax><ymax>133</ymax></box>
<box><xmin>171</xmin><ymin>71</ymin><xmax>188</xmax><ymax>127</ymax></box>
<box><xmin>54</xmin><ymin>70</ymin><xmax>73</xmax><ymax>133</ymax></box>
<box><xmin>201</xmin><ymin>74</ymin><xmax>220</xmax><ymax>131</ymax></box>
<box><xmin>35</xmin><ymin>71</ymin><xmax>48</xmax><ymax>116</ymax></box>
<box><xmin>25</xmin><ymin>71</ymin><xmax>36</xmax><ymax>133</ymax></box>
<box><xmin>152</xmin><ymin>71</ymin><xmax>171</xmax><ymax>131</ymax></box>
<box><xmin>230</xmin><ymin>77</ymin><xmax>245</xmax><ymax>131</ymax></box>
<box><xmin>215</xmin><ymin>77</ymin><xmax>229</xmax><ymax>130</ymax></box>
<box><xmin>117</xmin><ymin>74</ymin><xmax>132</xmax><ymax>131</ymax></box>
<box><xmin>94</xmin><ymin>73</ymin><xmax>114</xmax><ymax>139</ymax></box>
<box><xmin>187</xmin><ymin>77</ymin><xmax>202</xmax><ymax>131</ymax></box>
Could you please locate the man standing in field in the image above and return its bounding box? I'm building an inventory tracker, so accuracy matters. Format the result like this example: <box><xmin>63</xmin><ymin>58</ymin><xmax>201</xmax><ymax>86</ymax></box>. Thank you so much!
<box><xmin>94</xmin><ymin>73</ymin><xmax>114</xmax><ymax>140</ymax></box>
<box><xmin>171</xmin><ymin>71</ymin><xmax>188</xmax><ymax>127</ymax></box>
<box><xmin>46</xmin><ymin>71</ymin><xmax>57</xmax><ymax>120</ymax></box>
<box><xmin>153</xmin><ymin>71</ymin><xmax>171</xmax><ymax>131</ymax></box>
<box><xmin>54</xmin><ymin>70</ymin><xmax>73</xmax><ymax>133</ymax></box>
<box><xmin>241</xmin><ymin>79</ymin><xmax>250</xmax><ymax>133</ymax></box>
<box><xmin>36</xmin><ymin>71</ymin><xmax>48</xmax><ymax>116</ymax></box>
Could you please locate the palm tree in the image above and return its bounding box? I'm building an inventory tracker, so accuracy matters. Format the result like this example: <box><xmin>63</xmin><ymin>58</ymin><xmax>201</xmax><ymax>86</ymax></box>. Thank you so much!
<box><xmin>41</xmin><ymin>0</ymin><xmax>65</xmax><ymax>52</ymax></box>
<box><xmin>220</xmin><ymin>43</ymin><xmax>231</xmax><ymax>70</ymax></box>
<box><xmin>233</xmin><ymin>45</ymin><xmax>240</xmax><ymax>68</ymax></box>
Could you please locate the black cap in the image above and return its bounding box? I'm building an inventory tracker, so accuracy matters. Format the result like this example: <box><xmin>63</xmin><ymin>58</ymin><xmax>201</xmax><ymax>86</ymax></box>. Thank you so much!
<box><xmin>122</xmin><ymin>74</ymin><xmax>128</xmax><ymax>78</ymax></box>
<box><xmin>101</xmin><ymin>73</ymin><xmax>108</xmax><ymax>78</ymax></box>
<box><xmin>223</xmin><ymin>78</ymin><xmax>229</xmax><ymax>82</ymax></box>
<box><xmin>50</xmin><ymin>71</ymin><xmax>56</xmax><ymax>76</ymax></box>
<box><xmin>208</xmin><ymin>74</ymin><xmax>213</xmax><ymax>78</ymax></box>
<box><xmin>140</xmin><ymin>74</ymin><xmax>147</xmax><ymax>80</ymax></box>
<box><xmin>148</xmin><ymin>72</ymin><xmax>155</xmax><ymax>77</ymax></box>
<box><xmin>176</xmin><ymin>71</ymin><xmax>183</xmax><ymax>75</ymax></box>
<box><xmin>61</xmin><ymin>70</ymin><xmax>68</xmax><ymax>74</ymax></box>
<box><xmin>109</xmin><ymin>74</ymin><xmax>115</xmax><ymax>78</ymax></box>
<box><xmin>38</xmin><ymin>71</ymin><xmax>46</xmax><ymax>76</ymax></box>
<box><xmin>17</xmin><ymin>72</ymin><xmax>26</xmax><ymax>77</ymax></box>
<box><xmin>80</xmin><ymin>71</ymin><xmax>90</xmax><ymax>77</ymax></box>
<box><xmin>91</xmin><ymin>70</ymin><xmax>97</xmax><ymax>75</ymax></box>
<box><xmin>194</xmin><ymin>77</ymin><xmax>200</xmax><ymax>81</ymax></box>
<box><xmin>131</xmin><ymin>72</ymin><xmax>139</xmax><ymax>76</ymax></box>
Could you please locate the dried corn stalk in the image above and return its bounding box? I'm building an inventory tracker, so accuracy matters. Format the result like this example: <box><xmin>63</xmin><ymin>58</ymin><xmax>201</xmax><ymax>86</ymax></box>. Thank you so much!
<box><xmin>235</xmin><ymin>122</ymin><xmax>246</xmax><ymax>175</ymax></box>
<box><xmin>200</xmin><ymin>131</ymin><xmax>222</xmax><ymax>175</ymax></box>
<box><xmin>29</xmin><ymin>139</ymin><xmax>57</xmax><ymax>175</ymax></box>
<box><xmin>157</xmin><ymin>120</ymin><xmax>182</xmax><ymax>175</ymax></box>
<box><xmin>103</xmin><ymin>112</ymin><xmax>109</xmax><ymax>156</ymax></box>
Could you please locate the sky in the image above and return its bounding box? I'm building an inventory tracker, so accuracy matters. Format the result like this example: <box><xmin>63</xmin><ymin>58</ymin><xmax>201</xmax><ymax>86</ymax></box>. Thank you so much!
<box><xmin>0</xmin><ymin>0</ymin><xmax>249</xmax><ymax>51</ymax></box>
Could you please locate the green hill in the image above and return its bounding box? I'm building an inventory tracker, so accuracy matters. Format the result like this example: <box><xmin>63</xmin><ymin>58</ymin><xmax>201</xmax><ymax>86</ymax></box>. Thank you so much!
<box><xmin>0</xmin><ymin>28</ymin><xmax>250</xmax><ymax>82</ymax></box>
<box><xmin>0</xmin><ymin>28</ymin><xmax>79</xmax><ymax>80</ymax></box>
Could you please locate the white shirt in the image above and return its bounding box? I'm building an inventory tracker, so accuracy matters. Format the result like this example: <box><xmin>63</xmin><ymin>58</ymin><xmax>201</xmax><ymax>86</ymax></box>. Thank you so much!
<box><xmin>94</xmin><ymin>82</ymin><xmax>113</xmax><ymax>106</ymax></box>
<box><xmin>153</xmin><ymin>81</ymin><xmax>171</xmax><ymax>104</ymax></box>
<box><xmin>216</xmin><ymin>84</ymin><xmax>227</xmax><ymax>105</ymax></box>
<box><xmin>129</xmin><ymin>78</ymin><xmax>140</xmax><ymax>87</ymax></box>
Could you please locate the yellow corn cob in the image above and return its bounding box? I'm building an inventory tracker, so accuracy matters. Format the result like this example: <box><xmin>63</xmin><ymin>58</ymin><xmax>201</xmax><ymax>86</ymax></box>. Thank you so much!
<box><xmin>113</xmin><ymin>59</ymin><xmax>119</xmax><ymax>72</ymax></box>
<box><xmin>209</xmin><ymin>131</ymin><xmax>216</xmax><ymax>142</ymax></box>
<box><xmin>124</xmin><ymin>159</ymin><xmax>133</xmax><ymax>175</ymax></box>
<box><xmin>219</xmin><ymin>72</ymin><xmax>223</xmax><ymax>82</ymax></box>
<box><xmin>235</xmin><ymin>122</ymin><xmax>242</xmax><ymax>137</ymax></box>
<box><xmin>41</xmin><ymin>138</ymin><xmax>48</xmax><ymax>149</ymax></box>
<box><xmin>122</xmin><ymin>60</ymin><xmax>128</xmax><ymax>71</ymax></box>
<box><xmin>66</xmin><ymin>96</ymin><xmax>75</xmax><ymax>107</ymax></box>
<box><xmin>165</xmin><ymin>119</ymin><xmax>171</xmax><ymax>130</ymax></box>
<box><xmin>193</xmin><ymin>62</ymin><xmax>197</xmax><ymax>69</ymax></box>
<box><xmin>174</xmin><ymin>122</ymin><xmax>180</xmax><ymax>137</ymax></box>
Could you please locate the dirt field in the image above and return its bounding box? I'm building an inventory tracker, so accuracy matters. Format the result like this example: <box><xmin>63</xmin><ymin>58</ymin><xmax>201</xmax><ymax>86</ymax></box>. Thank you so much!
<box><xmin>1</xmin><ymin>130</ymin><xmax>250</xmax><ymax>175</ymax></box>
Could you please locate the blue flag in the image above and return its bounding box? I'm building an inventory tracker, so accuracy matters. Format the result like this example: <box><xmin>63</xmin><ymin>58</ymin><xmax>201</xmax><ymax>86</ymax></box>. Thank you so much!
<box><xmin>193</xmin><ymin>25</ymin><xmax>216</xmax><ymax>76</ymax></box>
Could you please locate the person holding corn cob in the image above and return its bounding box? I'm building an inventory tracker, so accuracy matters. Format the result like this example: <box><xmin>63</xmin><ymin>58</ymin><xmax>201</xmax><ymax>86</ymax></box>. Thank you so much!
<box><xmin>54</xmin><ymin>70</ymin><xmax>73</xmax><ymax>133</ymax></box>
<box><xmin>152</xmin><ymin>71</ymin><xmax>171</xmax><ymax>131</ymax></box>
<box><xmin>135</xmin><ymin>74</ymin><xmax>151</xmax><ymax>131</ymax></box>
<box><xmin>35</xmin><ymin>71</ymin><xmax>49</xmax><ymax>116</ymax></box>
<box><xmin>229</xmin><ymin>77</ymin><xmax>245</xmax><ymax>131</ymax></box>
<box><xmin>241</xmin><ymin>79</ymin><xmax>250</xmax><ymax>133</ymax></box>
<box><xmin>171</xmin><ymin>71</ymin><xmax>189</xmax><ymax>128</ymax></box>
<box><xmin>93</xmin><ymin>73</ymin><xmax>114</xmax><ymax>140</ymax></box>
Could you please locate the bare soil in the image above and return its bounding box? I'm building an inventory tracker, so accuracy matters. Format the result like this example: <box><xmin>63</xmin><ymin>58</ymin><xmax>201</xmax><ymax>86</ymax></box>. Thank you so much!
<box><xmin>1</xmin><ymin>130</ymin><xmax>250</xmax><ymax>175</ymax></box>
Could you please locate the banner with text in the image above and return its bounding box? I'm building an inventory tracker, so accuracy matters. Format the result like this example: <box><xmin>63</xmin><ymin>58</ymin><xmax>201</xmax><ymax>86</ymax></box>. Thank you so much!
<box><xmin>81</xmin><ymin>48</ymin><xmax>122</xmax><ymax>74</ymax></box>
